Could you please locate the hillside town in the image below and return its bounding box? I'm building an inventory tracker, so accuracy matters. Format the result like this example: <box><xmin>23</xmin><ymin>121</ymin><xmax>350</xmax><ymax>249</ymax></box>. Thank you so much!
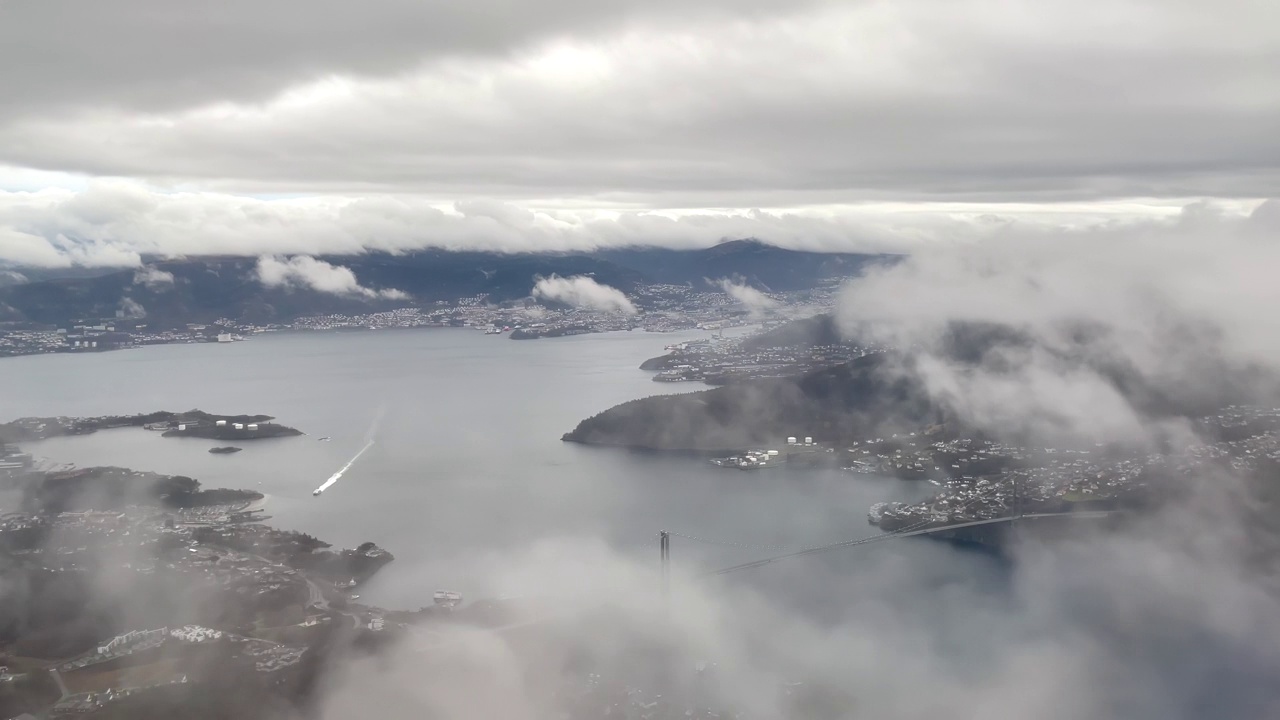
<box><xmin>866</xmin><ymin>405</ymin><xmax>1280</xmax><ymax>532</ymax></box>
<box><xmin>0</xmin><ymin>280</ymin><xmax>847</xmax><ymax>359</ymax></box>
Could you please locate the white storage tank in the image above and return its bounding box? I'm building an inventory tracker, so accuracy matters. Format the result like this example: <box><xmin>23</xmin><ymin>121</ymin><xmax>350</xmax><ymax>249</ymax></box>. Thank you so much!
<box><xmin>177</xmin><ymin>424</ymin><xmax>187</xmax><ymax>431</ymax></box>
<box><xmin>786</xmin><ymin>436</ymin><xmax>797</xmax><ymax>445</ymax></box>
<box><xmin>804</xmin><ymin>436</ymin><xmax>813</xmax><ymax>445</ymax></box>
<box><xmin>233</xmin><ymin>423</ymin><xmax>244</xmax><ymax>430</ymax></box>
<box><xmin>247</xmin><ymin>424</ymin><xmax>259</xmax><ymax>431</ymax></box>
<box><xmin>215</xmin><ymin>420</ymin><xmax>227</xmax><ymax>427</ymax></box>
<box><xmin>767</xmin><ymin>450</ymin><xmax>780</xmax><ymax>456</ymax></box>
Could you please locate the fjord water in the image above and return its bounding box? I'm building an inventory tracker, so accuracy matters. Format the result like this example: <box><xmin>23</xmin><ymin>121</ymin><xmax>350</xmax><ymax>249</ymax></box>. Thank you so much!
<box><xmin>1</xmin><ymin>329</ymin><xmax>962</xmax><ymax>609</ymax></box>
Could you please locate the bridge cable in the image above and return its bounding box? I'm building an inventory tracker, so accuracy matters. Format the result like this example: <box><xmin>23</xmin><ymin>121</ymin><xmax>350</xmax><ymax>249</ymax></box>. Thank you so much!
<box><xmin>699</xmin><ymin>483</ymin><xmax>1010</xmax><ymax>577</ymax></box>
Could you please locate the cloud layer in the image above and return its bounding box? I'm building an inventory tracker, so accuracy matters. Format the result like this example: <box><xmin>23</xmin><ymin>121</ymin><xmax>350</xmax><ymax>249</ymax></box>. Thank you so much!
<box><xmin>2</xmin><ymin>182</ymin><xmax>1261</xmax><ymax>269</ymax></box>
<box><xmin>0</xmin><ymin>0</ymin><xmax>1276</xmax><ymax>206</ymax></box>
<box><xmin>312</xmin><ymin>485</ymin><xmax>1280</xmax><ymax>720</ymax></box>
<box><xmin>531</xmin><ymin>275</ymin><xmax>637</xmax><ymax>314</ymax></box>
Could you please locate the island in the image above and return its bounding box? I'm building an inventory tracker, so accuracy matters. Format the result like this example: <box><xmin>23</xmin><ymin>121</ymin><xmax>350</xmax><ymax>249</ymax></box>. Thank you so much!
<box><xmin>0</xmin><ymin>410</ymin><xmax>302</xmax><ymax>444</ymax></box>
<box><xmin>209</xmin><ymin>446</ymin><xmax>243</xmax><ymax>454</ymax></box>
<box><xmin>509</xmin><ymin>324</ymin><xmax>594</xmax><ymax>340</ymax></box>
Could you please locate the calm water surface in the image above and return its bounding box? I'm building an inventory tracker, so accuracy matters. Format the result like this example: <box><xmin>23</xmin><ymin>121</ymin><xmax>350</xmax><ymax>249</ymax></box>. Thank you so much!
<box><xmin>1</xmin><ymin>328</ymin><xmax>965</xmax><ymax>609</ymax></box>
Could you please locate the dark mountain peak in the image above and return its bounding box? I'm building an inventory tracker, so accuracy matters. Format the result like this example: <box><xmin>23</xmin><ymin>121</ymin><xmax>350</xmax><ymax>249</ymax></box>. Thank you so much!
<box><xmin>707</xmin><ymin>238</ymin><xmax>771</xmax><ymax>253</ymax></box>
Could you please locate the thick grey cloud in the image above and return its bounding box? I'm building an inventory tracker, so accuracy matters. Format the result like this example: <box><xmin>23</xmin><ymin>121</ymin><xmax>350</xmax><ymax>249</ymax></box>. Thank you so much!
<box><xmin>0</xmin><ymin>0</ymin><xmax>807</xmax><ymax>117</ymax></box>
<box><xmin>1</xmin><ymin>0</ymin><xmax>1277</xmax><ymax>205</ymax></box>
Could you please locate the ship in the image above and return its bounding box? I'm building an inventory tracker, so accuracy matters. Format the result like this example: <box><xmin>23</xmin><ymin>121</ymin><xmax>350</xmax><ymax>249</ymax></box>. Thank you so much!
<box><xmin>433</xmin><ymin>590</ymin><xmax>463</xmax><ymax>608</ymax></box>
<box><xmin>208</xmin><ymin>446</ymin><xmax>242</xmax><ymax>454</ymax></box>
<box><xmin>313</xmin><ymin>488</ymin><xmax>323</xmax><ymax>496</ymax></box>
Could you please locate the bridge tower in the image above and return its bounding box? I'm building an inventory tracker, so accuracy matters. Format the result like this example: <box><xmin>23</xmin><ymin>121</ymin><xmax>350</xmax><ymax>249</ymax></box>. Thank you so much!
<box><xmin>1011</xmin><ymin>474</ymin><xmax>1021</xmax><ymax>541</ymax></box>
<box><xmin>660</xmin><ymin>530</ymin><xmax>670</xmax><ymax>604</ymax></box>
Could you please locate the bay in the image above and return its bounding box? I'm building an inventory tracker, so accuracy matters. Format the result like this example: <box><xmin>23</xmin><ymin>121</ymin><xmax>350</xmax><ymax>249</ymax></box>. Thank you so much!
<box><xmin>0</xmin><ymin>328</ymin><xmax>951</xmax><ymax>610</ymax></box>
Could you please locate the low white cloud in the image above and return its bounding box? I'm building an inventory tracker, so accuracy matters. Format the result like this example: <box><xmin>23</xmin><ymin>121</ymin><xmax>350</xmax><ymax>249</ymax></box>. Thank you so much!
<box><xmin>255</xmin><ymin>255</ymin><xmax>407</xmax><ymax>300</ymax></box>
<box><xmin>132</xmin><ymin>265</ymin><xmax>174</xmax><ymax>289</ymax></box>
<box><xmin>710</xmin><ymin>276</ymin><xmax>778</xmax><ymax>316</ymax></box>
<box><xmin>118</xmin><ymin>297</ymin><xmax>146</xmax><ymax>318</ymax></box>
<box><xmin>314</xmin><ymin>487</ymin><xmax>1280</xmax><ymax>720</ymax></box>
<box><xmin>531</xmin><ymin>274</ymin><xmax>637</xmax><ymax>314</ymax></box>
<box><xmin>836</xmin><ymin>199</ymin><xmax>1280</xmax><ymax>445</ymax></box>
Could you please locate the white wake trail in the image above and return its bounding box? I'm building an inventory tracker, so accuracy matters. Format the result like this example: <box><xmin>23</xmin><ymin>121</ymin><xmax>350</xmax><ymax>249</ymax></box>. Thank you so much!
<box><xmin>313</xmin><ymin>439</ymin><xmax>375</xmax><ymax>495</ymax></box>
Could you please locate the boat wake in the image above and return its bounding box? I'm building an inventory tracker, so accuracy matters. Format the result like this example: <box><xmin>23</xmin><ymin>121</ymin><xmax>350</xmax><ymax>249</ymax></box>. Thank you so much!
<box><xmin>313</xmin><ymin>440</ymin><xmax>374</xmax><ymax>496</ymax></box>
<box><xmin>313</xmin><ymin>406</ymin><xmax>385</xmax><ymax>497</ymax></box>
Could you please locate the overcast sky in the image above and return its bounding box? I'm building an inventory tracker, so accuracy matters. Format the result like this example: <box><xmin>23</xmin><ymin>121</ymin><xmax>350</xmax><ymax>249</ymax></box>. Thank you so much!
<box><xmin>1</xmin><ymin>0</ymin><xmax>1277</xmax><ymax>265</ymax></box>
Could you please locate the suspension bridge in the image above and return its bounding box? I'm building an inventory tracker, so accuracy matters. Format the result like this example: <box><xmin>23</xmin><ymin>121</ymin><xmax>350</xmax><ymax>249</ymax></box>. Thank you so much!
<box><xmin>423</xmin><ymin>484</ymin><xmax>1123</xmax><ymax>638</ymax></box>
<box><xmin>670</xmin><ymin>509</ymin><xmax>1120</xmax><ymax>577</ymax></box>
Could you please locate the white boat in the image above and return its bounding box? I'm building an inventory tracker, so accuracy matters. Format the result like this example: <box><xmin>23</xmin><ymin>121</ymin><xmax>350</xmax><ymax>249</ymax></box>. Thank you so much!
<box><xmin>312</xmin><ymin>489</ymin><xmax>323</xmax><ymax>496</ymax></box>
<box><xmin>433</xmin><ymin>590</ymin><xmax>463</xmax><ymax>608</ymax></box>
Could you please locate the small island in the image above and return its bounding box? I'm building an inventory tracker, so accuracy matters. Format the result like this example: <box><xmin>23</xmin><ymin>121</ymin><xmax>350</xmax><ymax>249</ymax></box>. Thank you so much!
<box><xmin>509</xmin><ymin>324</ymin><xmax>593</xmax><ymax>340</ymax></box>
<box><xmin>162</xmin><ymin>421</ymin><xmax>301</xmax><ymax>440</ymax></box>
<box><xmin>0</xmin><ymin>409</ymin><xmax>302</xmax><ymax>444</ymax></box>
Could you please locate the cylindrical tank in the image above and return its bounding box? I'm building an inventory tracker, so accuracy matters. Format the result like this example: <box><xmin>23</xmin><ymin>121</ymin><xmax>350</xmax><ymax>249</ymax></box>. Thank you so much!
<box><xmin>177</xmin><ymin>424</ymin><xmax>186</xmax><ymax>431</ymax></box>
<box><xmin>215</xmin><ymin>420</ymin><xmax>227</xmax><ymax>427</ymax></box>
<box><xmin>805</xmin><ymin>436</ymin><xmax>813</xmax><ymax>445</ymax></box>
<box><xmin>233</xmin><ymin>423</ymin><xmax>244</xmax><ymax>430</ymax></box>
<box><xmin>786</xmin><ymin>436</ymin><xmax>797</xmax><ymax>445</ymax></box>
<box><xmin>247</xmin><ymin>424</ymin><xmax>259</xmax><ymax>431</ymax></box>
<box><xmin>767</xmin><ymin>450</ymin><xmax>780</xmax><ymax>456</ymax></box>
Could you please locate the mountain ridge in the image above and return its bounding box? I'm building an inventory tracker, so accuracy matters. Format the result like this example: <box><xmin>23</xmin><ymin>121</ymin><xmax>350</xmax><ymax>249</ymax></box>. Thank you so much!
<box><xmin>0</xmin><ymin>241</ymin><xmax>893</xmax><ymax>328</ymax></box>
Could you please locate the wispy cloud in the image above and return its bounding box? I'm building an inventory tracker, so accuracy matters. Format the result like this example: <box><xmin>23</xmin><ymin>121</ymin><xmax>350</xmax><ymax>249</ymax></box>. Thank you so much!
<box><xmin>709</xmin><ymin>276</ymin><xmax>777</xmax><ymax>316</ymax></box>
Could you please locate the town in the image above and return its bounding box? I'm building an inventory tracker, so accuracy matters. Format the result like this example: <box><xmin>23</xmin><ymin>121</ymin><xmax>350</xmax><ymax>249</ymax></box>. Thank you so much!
<box><xmin>0</xmin><ymin>455</ymin><xmax>481</xmax><ymax>717</ymax></box>
<box><xmin>0</xmin><ymin>281</ymin><xmax>847</xmax><ymax>359</ymax></box>
<box><xmin>864</xmin><ymin>405</ymin><xmax>1280</xmax><ymax>533</ymax></box>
